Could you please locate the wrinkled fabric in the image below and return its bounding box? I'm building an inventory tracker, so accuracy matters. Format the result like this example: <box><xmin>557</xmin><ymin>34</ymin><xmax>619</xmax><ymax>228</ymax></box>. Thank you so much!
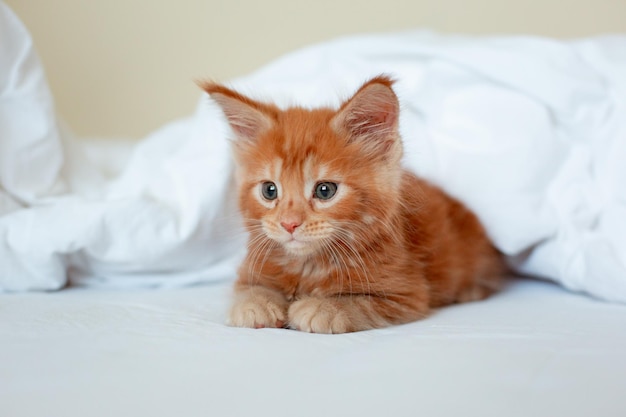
<box><xmin>3</xmin><ymin>278</ymin><xmax>626</xmax><ymax>417</ymax></box>
<box><xmin>1</xmin><ymin>2</ymin><xmax>625</xmax><ymax>301</ymax></box>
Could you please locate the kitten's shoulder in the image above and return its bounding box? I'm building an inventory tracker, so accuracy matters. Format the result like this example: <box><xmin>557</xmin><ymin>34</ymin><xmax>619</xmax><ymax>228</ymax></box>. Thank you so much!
<box><xmin>398</xmin><ymin>169</ymin><xmax>465</xmax><ymax>226</ymax></box>
<box><xmin>400</xmin><ymin>169</ymin><xmax>444</xmax><ymax>206</ymax></box>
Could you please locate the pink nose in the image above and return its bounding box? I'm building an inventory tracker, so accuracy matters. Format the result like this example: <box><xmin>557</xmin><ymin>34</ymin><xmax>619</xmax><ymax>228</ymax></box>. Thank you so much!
<box><xmin>280</xmin><ymin>221</ymin><xmax>301</xmax><ymax>234</ymax></box>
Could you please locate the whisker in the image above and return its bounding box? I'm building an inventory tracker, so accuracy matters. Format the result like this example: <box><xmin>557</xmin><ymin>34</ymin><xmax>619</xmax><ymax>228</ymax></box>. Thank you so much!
<box><xmin>331</xmin><ymin>227</ymin><xmax>387</xmax><ymax>299</ymax></box>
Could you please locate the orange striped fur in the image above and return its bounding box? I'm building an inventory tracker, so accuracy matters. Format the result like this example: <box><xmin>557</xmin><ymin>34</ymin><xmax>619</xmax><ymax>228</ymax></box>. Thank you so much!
<box><xmin>201</xmin><ymin>76</ymin><xmax>503</xmax><ymax>333</ymax></box>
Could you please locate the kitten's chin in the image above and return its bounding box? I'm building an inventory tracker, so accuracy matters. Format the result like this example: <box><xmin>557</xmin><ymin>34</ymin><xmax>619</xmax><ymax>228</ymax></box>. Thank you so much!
<box><xmin>282</xmin><ymin>240</ymin><xmax>316</xmax><ymax>257</ymax></box>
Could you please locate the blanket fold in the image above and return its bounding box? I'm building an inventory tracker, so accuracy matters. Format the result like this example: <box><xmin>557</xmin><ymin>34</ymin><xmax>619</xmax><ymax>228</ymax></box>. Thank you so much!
<box><xmin>1</xmin><ymin>3</ymin><xmax>625</xmax><ymax>302</ymax></box>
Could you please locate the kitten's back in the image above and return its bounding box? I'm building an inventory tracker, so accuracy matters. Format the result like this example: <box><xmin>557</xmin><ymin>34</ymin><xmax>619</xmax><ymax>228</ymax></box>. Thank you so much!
<box><xmin>399</xmin><ymin>171</ymin><xmax>503</xmax><ymax>307</ymax></box>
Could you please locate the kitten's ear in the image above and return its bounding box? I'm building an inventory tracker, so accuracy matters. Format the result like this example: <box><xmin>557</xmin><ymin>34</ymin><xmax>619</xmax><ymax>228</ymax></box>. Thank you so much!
<box><xmin>331</xmin><ymin>75</ymin><xmax>400</xmax><ymax>156</ymax></box>
<box><xmin>199</xmin><ymin>81</ymin><xmax>275</xmax><ymax>144</ymax></box>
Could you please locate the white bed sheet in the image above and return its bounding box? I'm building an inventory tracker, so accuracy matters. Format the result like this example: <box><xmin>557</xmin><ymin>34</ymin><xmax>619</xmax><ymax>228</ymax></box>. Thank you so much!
<box><xmin>2</xmin><ymin>277</ymin><xmax>625</xmax><ymax>417</ymax></box>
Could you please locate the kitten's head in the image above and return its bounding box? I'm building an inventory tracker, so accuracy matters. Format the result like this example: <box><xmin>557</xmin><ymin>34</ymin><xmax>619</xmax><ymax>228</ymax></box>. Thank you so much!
<box><xmin>202</xmin><ymin>76</ymin><xmax>403</xmax><ymax>258</ymax></box>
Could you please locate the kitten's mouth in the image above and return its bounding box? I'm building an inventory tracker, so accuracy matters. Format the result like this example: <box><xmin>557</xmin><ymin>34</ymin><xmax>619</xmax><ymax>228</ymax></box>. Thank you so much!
<box><xmin>285</xmin><ymin>238</ymin><xmax>307</xmax><ymax>249</ymax></box>
<box><xmin>282</xmin><ymin>237</ymin><xmax>313</xmax><ymax>255</ymax></box>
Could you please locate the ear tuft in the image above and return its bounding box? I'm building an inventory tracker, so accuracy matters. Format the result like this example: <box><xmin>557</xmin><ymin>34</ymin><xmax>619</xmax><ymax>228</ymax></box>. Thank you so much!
<box><xmin>198</xmin><ymin>81</ymin><xmax>275</xmax><ymax>144</ymax></box>
<box><xmin>331</xmin><ymin>75</ymin><xmax>400</xmax><ymax>156</ymax></box>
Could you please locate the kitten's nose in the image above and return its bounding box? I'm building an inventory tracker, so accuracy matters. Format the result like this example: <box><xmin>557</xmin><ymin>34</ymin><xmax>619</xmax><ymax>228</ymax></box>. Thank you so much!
<box><xmin>280</xmin><ymin>221</ymin><xmax>301</xmax><ymax>234</ymax></box>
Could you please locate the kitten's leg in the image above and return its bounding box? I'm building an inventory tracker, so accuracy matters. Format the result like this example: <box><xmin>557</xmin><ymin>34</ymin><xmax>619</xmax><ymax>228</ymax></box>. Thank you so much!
<box><xmin>288</xmin><ymin>295</ymin><xmax>428</xmax><ymax>334</ymax></box>
<box><xmin>453</xmin><ymin>261</ymin><xmax>504</xmax><ymax>304</ymax></box>
<box><xmin>455</xmin><ymin>282</ymin><xmax>496</xmax><ymax>303</ymax></box>
<box><xmin>229</xmin><ymin>286</ymin><xmax>289</xmax><ymax>329</ymax></box>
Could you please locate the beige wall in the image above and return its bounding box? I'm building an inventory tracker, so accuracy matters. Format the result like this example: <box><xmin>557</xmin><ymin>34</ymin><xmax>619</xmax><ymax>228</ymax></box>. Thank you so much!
<box><xmin>6</xmin><ymin>0</ymin><xmax>626</xmax><ymax>138</ymax></box>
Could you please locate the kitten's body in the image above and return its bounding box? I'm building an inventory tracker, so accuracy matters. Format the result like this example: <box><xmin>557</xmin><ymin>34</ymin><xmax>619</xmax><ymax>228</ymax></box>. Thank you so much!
<box><xmin>202</xmin><ymin>76</ymin><xmax>502</xmax><ymax>333</ymax></box>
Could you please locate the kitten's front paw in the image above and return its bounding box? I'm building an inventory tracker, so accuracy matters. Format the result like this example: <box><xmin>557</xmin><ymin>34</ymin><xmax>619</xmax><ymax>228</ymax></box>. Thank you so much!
<box><xmin>288</xmin><ymin>297</ymin><xmax>352</xmax><ymax>334</ymax></box>
<box><xmin>229</xmin><ymin>286</ymin><xmax>288</xmax><ymax>329</ymax></box>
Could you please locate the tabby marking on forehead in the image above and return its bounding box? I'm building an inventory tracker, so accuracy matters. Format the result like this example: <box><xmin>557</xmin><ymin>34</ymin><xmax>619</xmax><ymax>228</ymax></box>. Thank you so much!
<box><xmin>271</xmin><ymin>157</ymin><xmax>283</xmax><ymax>182</ymax></box>
<box><xmin>302</xmin><ymin>157</ymin><xmax>329</xmax><ymax>200</ymax></box>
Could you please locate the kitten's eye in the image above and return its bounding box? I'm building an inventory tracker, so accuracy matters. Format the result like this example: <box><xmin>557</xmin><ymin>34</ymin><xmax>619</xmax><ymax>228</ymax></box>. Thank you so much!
<box><xmin>314</xmin><ymin>182</ymin><xmax>338</xmax><ymax>200</ymax></box>
<box><xmin>261</xmin><ymin>182</ymin><xmax>278</xmax><ymax>200</ymax></box>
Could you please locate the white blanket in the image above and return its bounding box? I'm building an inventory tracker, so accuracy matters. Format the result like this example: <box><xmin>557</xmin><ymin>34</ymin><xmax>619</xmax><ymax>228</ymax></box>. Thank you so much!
<box><xmin>1</xmin><ymin>2</ymin><xmax>625</xmax><ymax>302</ymax></box>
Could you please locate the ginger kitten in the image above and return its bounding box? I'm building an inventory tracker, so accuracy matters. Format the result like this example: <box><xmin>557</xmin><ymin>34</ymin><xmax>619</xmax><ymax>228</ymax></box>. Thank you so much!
<box><xmin>201</xmin><ymin>76</ymin><xmax>503</xmax><ymax>334</ymax></box>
